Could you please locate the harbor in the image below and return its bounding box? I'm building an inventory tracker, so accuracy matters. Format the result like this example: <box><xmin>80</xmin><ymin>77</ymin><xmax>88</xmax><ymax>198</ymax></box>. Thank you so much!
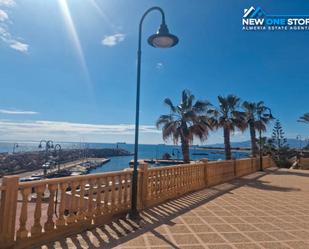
<box><xmin>20</xmin><ymin>158</ymin><xmax>111</xmax><ymax>181</ymax></box>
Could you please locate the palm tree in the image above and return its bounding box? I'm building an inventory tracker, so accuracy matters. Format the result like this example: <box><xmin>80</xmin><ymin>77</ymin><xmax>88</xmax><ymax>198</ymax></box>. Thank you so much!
<box><xmin>298</xmin><ymin>113</ymin><xmax>309</xmax><ymax>124</ymax></box>
<box><xmin>215</xmin><ymin>95</ymin><xmax>246</xmax><ymax>160</ymax></box>
<box><xmin>242</xmin><ymin>101</ymin><xmax>273</xmax><ymax>157</ymax></box>
<box><xmin>156</xmin><ymin>90</ymin><xmax>215</xmax><ymax>163</ymax></box>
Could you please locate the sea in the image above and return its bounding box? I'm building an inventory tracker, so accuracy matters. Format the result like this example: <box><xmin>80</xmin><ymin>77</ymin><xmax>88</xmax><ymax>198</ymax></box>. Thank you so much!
<box><xmin>0</xmin><ymin>142</ymin><xmax>250</xmax><ymax>173</ymax></box>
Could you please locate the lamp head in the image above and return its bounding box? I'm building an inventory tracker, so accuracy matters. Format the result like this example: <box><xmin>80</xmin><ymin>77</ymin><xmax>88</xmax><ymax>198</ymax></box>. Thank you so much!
<box><xmin>148</xmin><ymin>23</ymin><xmax>178</xmax><ymax>48</ymax></box>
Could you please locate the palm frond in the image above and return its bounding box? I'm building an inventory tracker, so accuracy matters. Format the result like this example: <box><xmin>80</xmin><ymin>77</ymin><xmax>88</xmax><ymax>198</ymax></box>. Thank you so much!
<box><xmin>157</xmin><ymin>89</ymin><xmax>215</xmax><ymax>151</ymax></box>
<box><xmin>164</xmin><ymin>98</ymin><xmax>177</xmax><ymax>113</ymax></box>
<box><xmin>298</xmin><ymin>113</ymin><xmax>309</xmax><ymax>124</ymax></box>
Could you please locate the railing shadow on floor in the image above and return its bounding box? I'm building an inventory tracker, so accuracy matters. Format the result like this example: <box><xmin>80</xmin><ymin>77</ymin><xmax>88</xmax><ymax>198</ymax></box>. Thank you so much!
<box><xmin>38</xmin><ymin>168</ymin><xmax>281</xmax><ymax>249</ymax></box>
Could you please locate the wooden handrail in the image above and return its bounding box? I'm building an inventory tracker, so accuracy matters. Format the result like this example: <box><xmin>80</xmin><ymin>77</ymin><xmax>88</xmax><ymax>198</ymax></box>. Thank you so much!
<box><xmin>19</xmin><ymin>169</ymin><xmax>133</xmax><ymax>188</ymax></box>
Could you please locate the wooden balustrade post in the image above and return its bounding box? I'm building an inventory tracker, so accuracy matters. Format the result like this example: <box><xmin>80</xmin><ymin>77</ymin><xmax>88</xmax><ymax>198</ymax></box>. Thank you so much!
<box><xmin>138</xmin><ymin>161</ymin><xmax>148</xmax><ymax>210</ymax></box>
<box><xmin>0</xmin><ymin>175</ymin><xmax>19</xmax><ymax>248</ymax></box>
<box><xmin>200</xmin><ymin>159</ymin><xmax>208</xmax><ymax>187</ymax></box>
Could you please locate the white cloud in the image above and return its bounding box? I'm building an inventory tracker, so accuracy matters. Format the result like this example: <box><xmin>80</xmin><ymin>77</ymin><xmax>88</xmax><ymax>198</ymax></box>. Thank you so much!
<box><xmin>9</xmin><ymin>40</ymin><xmax>28</xmax><ymax>52</ymax></box>
<box><xmin>0</xmin><ymin>1</ymin><xmax>29</xmax><ymax>53</ymax></box>
<box><xmin>156</xmin><ymin>62</ymin><xmax>164</xmax><ymax>70</ymax></box>
<box><xmin>102</xmin><ymin>33</ymin><xmax>125</xmax><ymax>47</ymax></box>
<box><xmin>0</xmin><ymin>0</ymin><xmax>15</xmax><ymax>7</ymax></box>
<box><xmin>0</xmin><ymin>9</ymin><xmax>8</xmax><ymax>21</ymax></box>
<box><xmin>0</xmin><ymin>119</ymin><xmax>160</xmax><ymax>142</ymax></box>
<box><xmin>0</xmin><ymin>109</ymin><xmax>38</xmax><ymax>115</ymax></box>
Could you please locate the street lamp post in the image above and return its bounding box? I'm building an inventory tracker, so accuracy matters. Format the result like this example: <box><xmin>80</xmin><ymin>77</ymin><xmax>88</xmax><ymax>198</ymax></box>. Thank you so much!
<box><xmin>258</xmin><ymin>108</ymin><xmax>272</xmax><ymax>171</ymax></box>
<box><xmin>12</xmin><ymin>143</ymin><xmax>19</xmax><ymax>154</ymax></box>
<box><xmin>130</xmin><ymin>6</ymin><xmax>179</xmax><ymax>218</ymax></box>
<box><xmin>54</xmin><ymin>144</ymin><xmax>62</xmax><ymax>172</ymax></box>
<box><xmin>39</xmin><ymin>140</ymin><xmax>54</xmax><ymax>177</ymax></box>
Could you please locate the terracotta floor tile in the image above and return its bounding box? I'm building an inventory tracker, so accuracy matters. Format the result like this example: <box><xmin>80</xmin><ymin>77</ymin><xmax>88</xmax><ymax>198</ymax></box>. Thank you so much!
<box><xmin>148</xmin><ymin>247</ymin><xmax>171</xmax><ymax>249</ymax></box>
<box><xmin>267</xmin><ymin>231</ymin><xmax>297</xmax><ymax>241</ymax></box>
<box><xmin>189</xmin><ymin>224</ymin><xmax>215</xmax><ymax>233</ymax></box>
<box><xmin>240</xmin><ymin>217</ymin><xmax>265</xmax><ymax>224</ymax></box>
<box><xmin>288</xmin><ymin>230</ymin><xmax>309</xmax><ymax>240</ymax></box>
<box><xmin>253</xmin><ymin>223</ymin><xmax>281</xmax><ymax>231</ymax></box>
<box><xmin>259</xmin><ymin>242</ymin><xmax>290</xmax><ymax>249</ymax></box>
<box><xmin>180</xmin><ymin>246</ymin><xmax>205</xmax><ymax>249</ymax></box>
<box><xmin>284</xmin><ymin>241</ymin><xmax>309</xmax><ymax>249</ymax></box>
<box><xmin>202</xmin><ymin>216</ymin><xmax>226</xmax><ymax>224</ymax></box>
<box><xmin>222</xmin><ymin>217</ymin><xmax>245</xmax><ymax>224</ymax></box>
<box><xmin>167</xmin><ymin>224</ymin><xmax>191</xmax><ymax>234</ymax></box>
<box><xmin>182</xmin><ymin>216</ymin><xmax>205</xmax><ymax>224</ymax></box>
<box><xmin>208</xmin><ymin>244</ymin><xmax>234</xmax><ymax>249</ymax></box>
<box><xmin>233</xmin><ymin>243</ymin><xmax>261</xmax><ymax>249</ymax></box>
<box><xmin>221</xmin><ymin>233</ymin><xmax>250</xmax><ymax>243</ymax></box>
<box><xmin>232</xmin><ymin>223</ymin><xmax>258</xmax><ymax>232</ymax></box>
<box><xmin>120</xmin><ymin>236</ymin><xmax>146</xmax><ymax>247</ymax></box>
<box><xmin>197</xmin><ymin>233</ymin><xmax>226</xmax><ymax>243</ymax></box>
<box><xmin>212</xmin><ymin>224</ymin><xmax>237</xmax><ymax>232</ymax></box>
<box><xmin>244</xmin><ymin>232</ymin><xmax>276</xmax><ymax>242</ymax></box>
<box><xmin>172</xmin><ymin>234</ymin><xmax>200</xmax><ymax>245</ymax></box>
<box><xmin>147</xmin><ymin>235</ymin><xmax>172</xmax><ymax>246</ymax></box>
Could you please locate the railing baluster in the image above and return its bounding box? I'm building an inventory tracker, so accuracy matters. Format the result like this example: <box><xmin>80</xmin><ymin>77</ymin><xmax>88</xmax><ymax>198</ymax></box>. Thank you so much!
<box><xmin>16</xmin><ymin>188</ymin><xmax>31</xmax><ymax>240</ymax></box>
<box><xmin>67</xmin><ymin>182</ymin><xmax>78</xmax><ymax>224</ymax></box>
<box><xmin>86</xmin><ymin>179</ymin><xmax>95</xmax><ymax>220</ymax></box>
<box><xmin>127</xmin><ymin>173</ymin><xmax>132</xmax><ymax>207</ymax></box>
<box><xmin>123</xmin><ymin>175</ymin><xmax>127</xmax><ymax>208</ymax></box>
<box><xmin>171</xmin><ymin>168</ymin><xmax>175</xmax><ymax>194</ymax></box>
<box><xmin>118</xmin><ymin>175</ymin><xmax>123</xmax><ymax>210</ymax></box>
<box><xmin>44</xmin><ymin>184</ymin><xmax>57</xmax><ymax>232</ymax></box>
<box><xmin>31</xmin><ymin>185</ymin><xmax>45</xmax><ymax>236</ymax></box>
<box><xmin>96</xmin><ymin>178</ymin><xmax>102</xmax><ymax>216</ymax></box>
<box><xmin>56</xmin><ymin>182</ymin><xmax>68</xmax><ymax>227</ymax></box>
<box><xmin>77</xmin><ymin>181</ymin><xmax>86</xmax><ymax>221</ymax></box>
<box><xmin>156</xmin><ymin>171</ymin><xmax>160</xmax><ymax>198</ymax></box>
<box><xmin>103</xmin><ymin>177</ymin><xmax>109</xmax><ymax>213</ymax></box>
<box><xmin>162</xmin><ymin>170</ymin><xmax>165</xmax><ymax>195</ymax></box>
<box><xmin>150</xmin><ymin>171</ymin><xmax>155</xmax><ymax>198</ymax></box>
<box><xmin>160</xmin><ymin>170</ymin><xmax>163</xmax><ymax>196</ymax></box>
<box><xmin>111</xmin><ymin>176</ymin><xmax>116</xmax><ymax>212</ymax></box>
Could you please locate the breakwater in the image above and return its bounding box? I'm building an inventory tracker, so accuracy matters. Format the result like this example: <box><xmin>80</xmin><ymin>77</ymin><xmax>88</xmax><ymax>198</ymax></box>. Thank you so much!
<box><xmin>0</xmin><ymin>148</ymin><xmax>131</xmax><ymax>176</ymax></box>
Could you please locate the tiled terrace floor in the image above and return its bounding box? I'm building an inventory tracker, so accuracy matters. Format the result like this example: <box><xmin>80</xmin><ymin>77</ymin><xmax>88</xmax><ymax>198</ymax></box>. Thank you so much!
<box><xmin>39</xmin><ymin>168</ymin><xmax>309</xmax><ymax>249</ymax></box>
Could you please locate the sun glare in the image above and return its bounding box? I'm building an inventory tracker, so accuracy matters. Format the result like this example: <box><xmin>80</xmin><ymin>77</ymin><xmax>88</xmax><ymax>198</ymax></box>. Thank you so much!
<box><xmin>57</xmin><ymin>0</ymin><xmax>93</xmax><ymax>91</ymax></box>
<box><xmin>88</xmin><ymin>0</ymin><xmax>117</xmax><ymax>32</ymax></box>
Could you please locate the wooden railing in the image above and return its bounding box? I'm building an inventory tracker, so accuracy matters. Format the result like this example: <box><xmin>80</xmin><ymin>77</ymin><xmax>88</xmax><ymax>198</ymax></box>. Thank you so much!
<box><xmin>0</xmin><ymin>156</ymin><xmax>273</xmax><ymax>249</ymax></box>
<box><xmin>142</xmin><ymin>162</ymin><xmax>206</xmax><ymax>207</ymax></box>
<box><xmin>0</xmin><ymin>170</ymin><xmax>132</xmax><ymax>249</ymax></box>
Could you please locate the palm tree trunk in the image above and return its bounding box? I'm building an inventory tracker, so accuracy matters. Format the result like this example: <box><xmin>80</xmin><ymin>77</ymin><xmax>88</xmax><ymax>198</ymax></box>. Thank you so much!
<box><xmin>223</xmin><ymin>126</ymin><xmax>232</xmax><ymax>160</ymax></box>
<box><xmin>249</xmin><ymin>122</ymin><xmax>258</xmax><ymax>157</ymax></box>
<box><xmin>181</xmin><ymin>138</ymin><xmax>190</xmax><ymax>163</ymax></box>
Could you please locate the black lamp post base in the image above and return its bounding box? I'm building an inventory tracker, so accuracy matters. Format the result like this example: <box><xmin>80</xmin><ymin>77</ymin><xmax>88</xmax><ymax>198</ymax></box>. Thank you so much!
<box><xmin>128</xmin><ymin>210</ymin><xmax>142</xmax><ymax>220</ymax></box>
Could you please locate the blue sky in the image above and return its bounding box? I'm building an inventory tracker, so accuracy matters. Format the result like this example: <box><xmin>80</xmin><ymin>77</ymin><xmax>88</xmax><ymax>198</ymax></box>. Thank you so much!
<box><xmin>0</xmin><ymin>0</ymin><xmax>309</xmax><ymax>144</ymax></box>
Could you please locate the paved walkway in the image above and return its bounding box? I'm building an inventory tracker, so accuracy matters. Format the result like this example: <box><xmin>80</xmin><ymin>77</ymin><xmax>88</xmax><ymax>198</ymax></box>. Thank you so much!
<box><xmin>39</xmin><ymin>168</ymin><xmax>309</xmax><ymax>249</ymax></box>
